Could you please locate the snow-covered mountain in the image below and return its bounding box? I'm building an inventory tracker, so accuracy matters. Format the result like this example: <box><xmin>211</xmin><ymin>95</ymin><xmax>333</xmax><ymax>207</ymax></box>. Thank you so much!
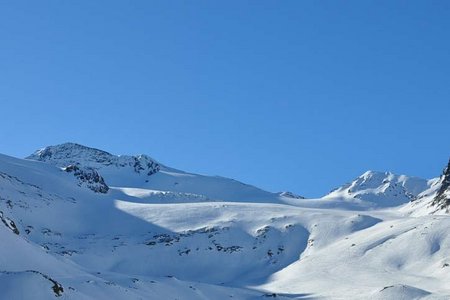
<box><xmin>1</xmin><ymin>143</ymin><xmax>449</xmax><ymax>299</ymax></box>
<box><xmin>323</xmin><ymin>170</ymin><xmax>430</xmax><ymax>208</ymax></box>
<box><xmin>27</xmin><ymin>142</ymin><xmax>161</xmax><ymax>177</ymax></box>
<box><xmin>27</xmin><ymin>143</ymin><xmax>280</xmax><ymax>203</ymax></box>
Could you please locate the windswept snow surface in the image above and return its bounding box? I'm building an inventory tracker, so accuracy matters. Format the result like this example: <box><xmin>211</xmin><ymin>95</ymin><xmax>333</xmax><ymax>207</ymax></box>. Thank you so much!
<box><xmin>0</xmin><ymin>143</ymin><xmax>448</xmax><ymax>299</ymax></box>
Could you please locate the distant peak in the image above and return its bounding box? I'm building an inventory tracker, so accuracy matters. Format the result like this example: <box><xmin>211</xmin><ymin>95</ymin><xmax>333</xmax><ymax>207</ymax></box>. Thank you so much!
<box><xmin>360</xmin><ymin>170</ymin><xmax>393</xmax><ymax>179</ymax></box>
<box><xmin>40</xmin><ymin>142</ymin><xmax>111</xmax><ymax>153</ymax></box>
<box><xmin>324</xmin><ymin>169</ymin><xmax>429</xmax><ymax>207</ymax></box>
<box><xmin>26</xmin><ymin>143</ymin><xmax>161</xmax><ymax>176</ymax></box>
<box><xmin>27</xmin><ymin>143</ymin><xmax>114</xmax><ymax>164</ymax></box>
<box><xmin>54</xmin><ymin>142</ymin><xmax>88</xmax><ymax>148</ymax></box>
<box><xmin>31</xmin><ymin>142</ymin><xmax>112</xmax><ymax>158</ymax></box>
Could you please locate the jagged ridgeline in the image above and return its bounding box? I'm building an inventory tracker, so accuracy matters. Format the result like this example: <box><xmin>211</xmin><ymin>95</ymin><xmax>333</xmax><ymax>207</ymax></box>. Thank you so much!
<box><xmin>27</xmin><ymin>142</ymin><xmax>161</xmax><ymax>175</ymax></box>
<box><xmin>27</xmin><ymin>143</ymin><xmax>161</xmax><ymax>193</ymax></box>
<box><xmin>0</xmin><ymin>143</ymin><xmax>448</xmax><ymax>299</ymax></box>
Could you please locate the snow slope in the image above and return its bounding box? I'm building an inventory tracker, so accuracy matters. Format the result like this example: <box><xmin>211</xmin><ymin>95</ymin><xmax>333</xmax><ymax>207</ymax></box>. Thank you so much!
<box><xmin>27</xmin><ymin>143</ymin><xmax>281</xmax><ymax>203</ymax></box>
<box><xmin>0</xmin><ymin>143</ymin><xmax>448</xmax><ymax>299</ymax></box>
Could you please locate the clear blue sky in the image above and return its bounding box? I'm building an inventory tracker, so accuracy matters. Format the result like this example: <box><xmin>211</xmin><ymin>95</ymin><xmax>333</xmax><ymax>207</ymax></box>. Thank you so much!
<box><xmin>1</xmin><ymin>1</ymin><xmax>449</xmax><ymax>197</ymax></box>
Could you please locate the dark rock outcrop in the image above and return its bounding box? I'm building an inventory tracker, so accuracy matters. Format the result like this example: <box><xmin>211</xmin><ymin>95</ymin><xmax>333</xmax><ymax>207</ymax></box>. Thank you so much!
<box><xmin>279</xmin><ymin>191</ymin><xmax>305</xmax><ymax>199</ymax></box>
<box><xmin>431</xmin><ymin>159</ymin><xmax>450</xmax><ymax>211</ymax></box>
<box><xmin>64</xmin><ymin>165</ymin><xmax>109</xmax><ymax>194</ymax></box>
<box><xmin>0</xmin><ymin>211</ymin><xmax>19</xmax><ymax>235</ymax></box>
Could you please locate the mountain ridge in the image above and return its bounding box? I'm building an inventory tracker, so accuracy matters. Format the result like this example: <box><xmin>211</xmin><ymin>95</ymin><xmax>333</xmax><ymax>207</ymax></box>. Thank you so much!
<box><xmin>1</xmin><ymin>143</ymin><xmax>449</xmax><ymax>299</ymax></box>
<box><xmin>26</xmin><ymin>142</ymin><xmax>436</xmax><ymax>206</ymax></box>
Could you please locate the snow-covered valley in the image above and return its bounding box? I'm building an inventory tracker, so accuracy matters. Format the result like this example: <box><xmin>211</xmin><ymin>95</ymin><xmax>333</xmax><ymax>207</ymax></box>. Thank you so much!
<box><xmin>1</xmin><ymin>143</ymin><xmax>449</xmax><ymax>299</ymax></box>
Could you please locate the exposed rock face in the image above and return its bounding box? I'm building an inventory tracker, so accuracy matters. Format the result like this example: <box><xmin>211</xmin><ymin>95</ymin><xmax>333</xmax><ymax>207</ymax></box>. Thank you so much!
<box><xmin>131</xmin><ymin>155</ymin><xmax>160</xmax><ymax>176</ymax></box>
<box><xmin>63</xmin><ymin>165</ymin><xmax>109</xmax><ymax>194</ymax></box>
<box><xmin>0</xmin><ymin>211</ymin><xmax>19</xmax><ymax>235</ymax></box>
<box><xmin>431</xmin><ymin>159</ymin><xmax>450</xmax><ymax>211</ymax></box>
<box><xmin>279</xmin><ymin>191</ymin><xmax>305</xmax><ymax>199</ymax></box>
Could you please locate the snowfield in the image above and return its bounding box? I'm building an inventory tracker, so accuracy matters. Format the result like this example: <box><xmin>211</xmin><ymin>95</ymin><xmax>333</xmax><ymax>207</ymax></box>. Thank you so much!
<box><xmin>0</xmin><ymin>143</ymin><xmax>449</xmax><ymax>299</ymax></box>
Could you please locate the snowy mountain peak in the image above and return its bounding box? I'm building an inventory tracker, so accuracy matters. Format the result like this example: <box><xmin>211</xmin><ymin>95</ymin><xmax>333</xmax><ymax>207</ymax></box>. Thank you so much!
<box><xmin>26</xmin><ymin>142</ymin><xmax>160</xmax><ymax>176</ymax></box>
<box><xmin>361</xmin><ymin>170</ymin><xmax>389</xmax><ymax>177</ymax></box>
<box><xmin>325</xmin><ymin>170</ymin><xmax>429</xmax><ymax>208</ymax></box>
<box><xmin>27</xmin><ymin>142</ymin><xmax>117</xmax><ymax>165</ymax></box>
<box><xmin>358</xmin><ymin>170</ymin><xmax>394</xmax><ymax>184</ymax></box>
